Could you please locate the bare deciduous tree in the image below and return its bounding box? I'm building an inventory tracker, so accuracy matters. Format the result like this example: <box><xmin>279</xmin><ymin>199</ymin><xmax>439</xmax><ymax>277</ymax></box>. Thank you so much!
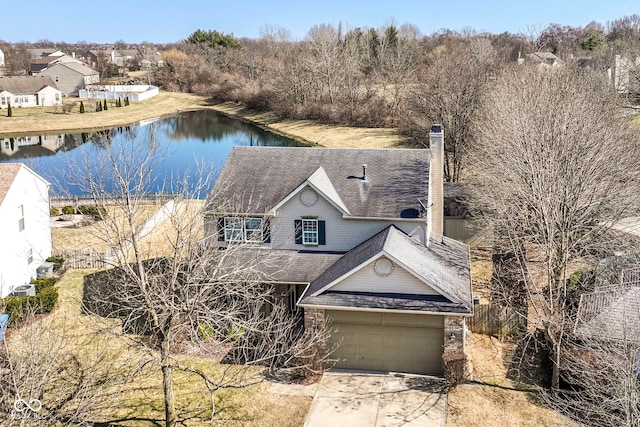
<box><xmin>64</xmin><ymin>128</ymin><xmax>328</xmax><ymax>426</ymax></box>
<box><xmin>468</xmin><ymin>66</ymin><xmax>640</xmax><ymax>388</ymax></box>
<box><xmin>404</xmin><ymin>42</ymin><xmax>491</xmax><ymax>182</ymax></box>
<box><xmin>0</xmin><ymin>314</ymin><xmax>141</xmax><ymax>425</ymax></box>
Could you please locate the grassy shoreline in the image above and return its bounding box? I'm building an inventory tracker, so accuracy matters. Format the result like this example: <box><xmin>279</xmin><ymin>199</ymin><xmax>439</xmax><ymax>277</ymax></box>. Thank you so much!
<box><xmin>0</xmin><ymin>91</ymin><xmax>410</xmax><ymax>149</ymax></box>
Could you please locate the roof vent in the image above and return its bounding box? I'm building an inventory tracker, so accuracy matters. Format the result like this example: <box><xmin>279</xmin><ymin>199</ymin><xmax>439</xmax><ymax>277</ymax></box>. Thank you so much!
<box><xmin>362</xmin><ymin>164</ymin><xmax>367</xmax><ymax>181</ymax></box>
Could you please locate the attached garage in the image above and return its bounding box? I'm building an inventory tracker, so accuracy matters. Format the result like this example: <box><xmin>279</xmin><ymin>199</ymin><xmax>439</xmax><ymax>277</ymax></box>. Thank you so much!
<box><xmin>326</xmin><ymin>310</ymin><xmax>444</xmax><ymax>375</ymax></box>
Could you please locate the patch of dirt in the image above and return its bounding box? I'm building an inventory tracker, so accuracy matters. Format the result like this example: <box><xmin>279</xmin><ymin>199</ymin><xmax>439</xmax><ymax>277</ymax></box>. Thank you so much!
<box><xmin>50</xmin><ymin>214</ymin><xmax>96</xmax><ymax>228</ymax></box>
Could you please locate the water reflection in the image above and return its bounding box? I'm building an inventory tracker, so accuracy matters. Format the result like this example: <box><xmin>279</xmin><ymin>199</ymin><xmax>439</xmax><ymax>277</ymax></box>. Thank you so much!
<box><xmin>0</xmin><ymin>110</ymin><xmax>303</xmax><ymax>195</ymax></box>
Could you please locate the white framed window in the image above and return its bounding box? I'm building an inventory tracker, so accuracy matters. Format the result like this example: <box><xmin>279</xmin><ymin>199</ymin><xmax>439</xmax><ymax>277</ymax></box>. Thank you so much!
<box><xmin>224</xmin><ymin>217</ymin><xmax>244</xmax><ymax>242</ymax></box>
<box><xmin>244</xmin><ymin>217</ymin><xmax>263</xmax><ymax>243</ymax></box>
<box><xmin>302</xmin><ymin>219</ymin><xmax>318</xmax><ymax>245</ymax></box>
<box><xmin>18</xmin><ymin>205</ymin><xmax>24</xmax><ymax>232</ymax></box>
<box><xmin>55</xmin><ymin>93</ymin><xmax>60</xmax><ymax>102</ymax></box>
<box><xmin>223</xmin><ymin>217</ymin><xmax>264</xmax><ymax>243</ymax></box>
<box><xmin>27</xmin><ymin>248</ymin><xmax>33</xmax><ymax>264</ymax></box>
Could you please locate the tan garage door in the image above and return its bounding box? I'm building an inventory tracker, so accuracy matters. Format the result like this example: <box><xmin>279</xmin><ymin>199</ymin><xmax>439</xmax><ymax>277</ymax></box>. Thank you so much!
<box><xmin>326</xmin><ymin>311</ymin><xmax>444</xmax><ymax>375</ymax></box>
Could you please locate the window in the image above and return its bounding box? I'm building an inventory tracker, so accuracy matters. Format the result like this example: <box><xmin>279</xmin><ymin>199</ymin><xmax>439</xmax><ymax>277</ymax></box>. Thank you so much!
<box><xmin>222</xmin><ymin>217</ymin><xmax>265</xmax><ymax>243</ymax></box>
<box><xmin>27</xmin><ymin>248</ymin><xmax>33</xmax><ymax>265</ymax></box>
<box><xmin>302</xmin><ymin>219</ymin><xmax>318</xmax><ymax>245</ymax></box>
<box><xmin>288</xmin><ymin>285</ymin><xmax>299</xmax><ymax>313</ymax></box>
<box><xmin>295</xmin><ymin>219</ymin><xmax>326</xmax><ymax>246</ymax></box>
<box><xmin>1</xmin><ymin>97</ymin><xmax>5</xmax><ymax>105</ymax></box>
<box><xmin>55</xmin><ymin>93</ymin><xmax>60</xmax><ymax>102</ymax></box>
<box><xmin>18</xmin><ymin>205</ymin><xmax>24</xmax><ymax>232</ymax></box>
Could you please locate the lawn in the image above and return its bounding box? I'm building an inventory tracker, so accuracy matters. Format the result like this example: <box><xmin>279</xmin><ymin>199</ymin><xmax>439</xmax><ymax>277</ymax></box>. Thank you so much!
<box><xmin>4</xmin><ymin>268</ymin><xmax>312</xmax><ymax>426</ymax></box>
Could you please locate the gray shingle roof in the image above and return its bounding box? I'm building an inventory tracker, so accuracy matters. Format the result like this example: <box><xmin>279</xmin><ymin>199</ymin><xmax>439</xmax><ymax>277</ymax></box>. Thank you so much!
<box><xmin>51</xmin><ymin>62</ymin><xmax>98</xmax><ymax>76</ymax></box>
<box><xmin>206</xmin><ymin>146</ymin><xmax>431</xmax><ymax>219</ymax></box>
<box><xmin>299</xmin><ymin>225</ymin><xmax>472</xmax><ymax>313</ymax></box>
<box><xmin>0</xmin><ymin>163</ymin><xmax>22</xmax><ymax>207</ymax></box>
<box><xmin>575</xmin><ymin>285</ymin><xmax>640</xmax><ymax>342</ymax></box>
<box><xmin>0</xmin><ymin>76</ymin><xmax>58</xmax><ymax>94</ymax></box>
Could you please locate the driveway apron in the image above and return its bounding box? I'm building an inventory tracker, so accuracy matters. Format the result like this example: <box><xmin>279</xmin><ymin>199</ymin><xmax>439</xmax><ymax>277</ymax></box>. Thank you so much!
<box><xmin>304</xmin><ymin>370</ymin><xmax>446</xmax><ymax>427</ymax></box>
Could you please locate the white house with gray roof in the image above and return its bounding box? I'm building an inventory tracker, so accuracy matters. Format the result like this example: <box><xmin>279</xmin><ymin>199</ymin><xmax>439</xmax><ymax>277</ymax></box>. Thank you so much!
<box><xmin>204</xmin><ymin>126</ymin><xmax>472</xmax><ymax>376</ymax></box>
<box><xmin>0</xmin><ymin>76</ymin><xmax>62</xmax><ymax>109</ymax></box>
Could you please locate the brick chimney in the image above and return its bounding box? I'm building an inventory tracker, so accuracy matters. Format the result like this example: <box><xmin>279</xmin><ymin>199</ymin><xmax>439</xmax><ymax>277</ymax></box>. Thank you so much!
<box><xmin>429</xmin><ymin>124</ymin><xmax>444</xmax><ymax>236</ymax></box>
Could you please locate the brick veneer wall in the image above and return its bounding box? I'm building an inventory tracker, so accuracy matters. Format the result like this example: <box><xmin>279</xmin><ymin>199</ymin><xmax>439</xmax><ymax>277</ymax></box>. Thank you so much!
<box><xmin>444</xmin><ymin>315</ymin><xmax>466</xmax><ymax>354</ymax></box>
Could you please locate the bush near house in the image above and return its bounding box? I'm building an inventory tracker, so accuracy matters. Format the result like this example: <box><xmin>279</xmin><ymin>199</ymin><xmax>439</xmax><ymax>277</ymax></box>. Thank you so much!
<box><xmin>46</xmin><ymin>255</ymin><xmax>65</xmax><ymax>271</ymax></box>
<box><xmin>50</xmin><ymin>206</ymin><xmax>61</xmax><ymax>216</ymax></box>
<box><xmin>443</xmin><ymin>352</ymin><xmax>469</xmax><ymax>388</ymax></box>
<box><xmin>1</xmin><ymin>279</ymin><xmax>59</xmax><ymax>326</ymax></box>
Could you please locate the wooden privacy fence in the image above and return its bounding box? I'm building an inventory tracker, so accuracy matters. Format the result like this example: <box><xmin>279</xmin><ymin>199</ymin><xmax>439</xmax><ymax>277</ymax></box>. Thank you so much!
<box><xmin>467</xmin><ymin>304</ymin><xmax>525</xmax><ymax>337</ymax></box>
<box><xmin>51</xmin><ymin>192</ymin><xmax>182</xmax><ymax>208</ymax></box>
<box><xmin>54</xmin><ymin>249</ymin><xmax>114</xmax><ymax>269</ymax></box>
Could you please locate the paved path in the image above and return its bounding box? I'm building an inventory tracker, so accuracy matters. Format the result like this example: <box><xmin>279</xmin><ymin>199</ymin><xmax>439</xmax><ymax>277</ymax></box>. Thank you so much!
<box><xmin>304</xmin><ymin>370</ymin><xmax>446</xmax><ymax>427</ymax></box>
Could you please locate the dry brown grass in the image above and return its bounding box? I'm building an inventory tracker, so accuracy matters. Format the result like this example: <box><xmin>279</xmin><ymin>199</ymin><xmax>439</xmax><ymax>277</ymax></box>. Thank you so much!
<box><xmin>0</xmin><ymin>92</ymin><xmax>210</xmax><ymax>136</ymax></box>
<box><xmin>0</xmin><ymin>92</ymin><xmax>410</xmax><ymax>149</ymax></box>
<box><xmin>5</xmin><ymin>268</ymin><xmax>312</xmax><ymax>426</ymax></box>
<box><xmin>51</xmin><ymin>205</ymin><xmax>160</xmax><ymax>252</ymax></box>
<box><xmin>446</xmin><ymin>334</ymin><xmax>579</xmax><ymax>427</ymax></box>
<box><xmin>211</xmin><ymin>102</ymin><xmax>410</xmax><ymax>149</ymax></box>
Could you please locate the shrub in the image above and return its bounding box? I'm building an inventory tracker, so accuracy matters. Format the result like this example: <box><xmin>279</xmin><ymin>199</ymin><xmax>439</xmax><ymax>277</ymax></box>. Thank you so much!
<box><xmin>7</xmin><ymin>103</ymin><xmax>12</xmax><ymax>117</ymax></box>
<box><xmin>46</xmin><ymin>255</ymin><xmax>65</xmax><ymax>271</ymax></box>
<box><xmin>197</xmin><ymin>323</ymin><xmax>215</xmax><ymax>340</ymax></box>
<box><xmin>226</xmin><ymin>325</ymin><xmax>245</xmax><ymax>341</ymax></box>
<box><xmin>103</xmin><ymin>100</ymin><xmax>107</xmax><ymax>111</ymax></box>
<box><xmin>1</xmin><ymin>286</ymin><xmax>59</xmax><ymax>326</ymax></box>
<box><xmin>77</xmin><ymin>205</ymin><xmax>107</xmax><ymax>220</ymax></box>
<box><xmin>50</xmin><ymin>207</ymin><xmax>60</xmax><ymax>216</ymax></box>
<box><xmin>30</xmin><ymin>277</ymin><xmax>57</xmax><ymax>293</ymax></box>
<box><xmin>96</xmin><ymin>101</ymin><xmax>102</xmax><ymax>112</ymax></box>
<box><xmin>442</xmin><ymin>352</ymin><xmax>469</xmax><ymax>388</ymax></box>
<box><xmin>62</xmin><ymin>205</ymin><xmax>75</xmax><ymax>215</ymax></box>
<box><xmin>79</xmin><ymin>101</ymin><xmax>85</xmax><ymax>113</ymax></box>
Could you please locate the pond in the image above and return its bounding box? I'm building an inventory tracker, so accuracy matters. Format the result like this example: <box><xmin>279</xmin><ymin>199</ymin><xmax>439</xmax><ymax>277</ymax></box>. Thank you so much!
<box><xmin>0</xmin><ymin>110</ymin><xmax>305</xmax><ymax>196</ymax></box>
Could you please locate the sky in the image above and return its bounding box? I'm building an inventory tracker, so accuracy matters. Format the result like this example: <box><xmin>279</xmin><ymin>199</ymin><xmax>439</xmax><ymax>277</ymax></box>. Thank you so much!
<box><xmin>1</xmin><ymin>0</ymin><xmax>637</xmax><ymax>44</ymax></box>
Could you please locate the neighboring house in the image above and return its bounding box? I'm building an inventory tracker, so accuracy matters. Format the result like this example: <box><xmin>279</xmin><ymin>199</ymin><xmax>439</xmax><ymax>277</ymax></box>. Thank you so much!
<box><xmin>30</xmin><ymin>54</ymin><xmax>82</xmax><ymax>75</ymax></box>
<box><xmin>0</xmin><ymin>76</ymin><xmax>62</xmax><ymax>109</ymax></box>
<box><xmin>203</xmin><ymin>126</ymin><xmax>473</xmax><ymax>375</ymax></box>
<box><xmin>575</xmin><ymin>264</ymin><xmax>640</xmax><ymax>343</ymax></box>
<box><xmin>613</xmin><ymin>54</ymin><xmax>640</xmax><ymax>94</ymax></box>
<box><xmin>0</xmin><ymin>163</ymin><xmax>52</xmax><ymax>298</ymax></box>
<box><xmin>39</xmin><ymin>62</ymin><xmax>100</xmax><ymax>96</ymax></box>
<box><xmin>519</xmin><ymin>52</ymin><xmax>564</xmax><ymax>69</ymax></box>
<box><xmin>86</xmin><ymin>48</ymin><xmax>139</xmax><ymax>68</ymax></box>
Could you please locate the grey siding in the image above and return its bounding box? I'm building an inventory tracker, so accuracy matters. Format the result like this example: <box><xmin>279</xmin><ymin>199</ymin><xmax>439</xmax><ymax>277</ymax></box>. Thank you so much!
<box><xmin>271</xmin><ymin>185</ymin><xmax>426</xmax><ymax>252</ymax></box>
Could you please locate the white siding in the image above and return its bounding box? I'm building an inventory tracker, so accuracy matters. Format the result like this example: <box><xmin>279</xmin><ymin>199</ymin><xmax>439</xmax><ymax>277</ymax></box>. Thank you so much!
<box><xmin>0</xmin><ymin>166</ymin><xmax>51</xmax><ymax>297</ymax></box>
<box><xmin>271</xmin><ymin>185</ymin><xmax>426</xmax><ymax>252</ymax></box>
<box><xmin>331</xmin><ymin>258</ymin><xmax>441</xmax><ymax>295</ymax></box>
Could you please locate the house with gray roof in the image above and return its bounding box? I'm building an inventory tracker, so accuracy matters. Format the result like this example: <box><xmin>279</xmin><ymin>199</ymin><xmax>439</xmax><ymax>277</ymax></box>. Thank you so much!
<box><xmin>203</xmin><ymin>126</ymin><xmax>473</xmax><ymax>375</ymax></box>
<box><xmin>0</xmin><ymin>163</ymin><xmax>51</xmax><ymax>298</ymax></box>
<box><xmin>39</xmin><ymin>62</ymin><xmax>99</xmax><ymax>96</ymax></box>
<box><xmin>0</xmin><ymin>76</ymin><xmax>62</xmax><ymax>109</ymax></box>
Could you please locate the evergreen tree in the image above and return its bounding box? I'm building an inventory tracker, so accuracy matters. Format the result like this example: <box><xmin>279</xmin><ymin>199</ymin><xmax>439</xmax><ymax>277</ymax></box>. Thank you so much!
<box><xmin>96</xmin><ymin>101</ymin><xmax>102</xmax><ymax>112</ymax></box>
<box><xmin>125</xmin><ymin>97</ymin><xmax>130</xmax><ymax>106</ymax></box>
<box><xmin>79</xmin><ymin>101</ymin><xmax>85</xmax><ymax>113</ymax></box>
<box><xmin>103</xmin><ymin>99</ymin><xmax>108</xmax><ymax>111</ymax></box>
<box><xmin>7</xmin><ymin>103</ymin><xmax>12</xmax><ymax>117</ymax></box>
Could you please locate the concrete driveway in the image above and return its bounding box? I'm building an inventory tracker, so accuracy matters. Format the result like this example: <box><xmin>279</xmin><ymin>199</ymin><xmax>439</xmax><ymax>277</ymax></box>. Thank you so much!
<box><xmin>304</xmin><ymin>370</ymin><xmax>446</xmax><ymax>427</ymax></box>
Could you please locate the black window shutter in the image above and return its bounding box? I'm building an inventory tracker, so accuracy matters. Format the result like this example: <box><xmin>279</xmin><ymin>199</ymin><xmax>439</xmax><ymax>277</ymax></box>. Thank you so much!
<box><xmin>318</xmin><ymin>220</ymin><xmax>326</xmax><ymax>245</ymax></box>
<box><xmin>218</xmin><ymin>217</ymin><xmax>225</xmax><ymax>241</ymax></box>
<box><xmin>294</xmin><ymin>219</ymin><xmax>302</xmax><ymax>244</ymax></box>
<box><xmin>263</xmin><ymin>218</ymin><xmax>271</xmax><ymax>243</ymax></box>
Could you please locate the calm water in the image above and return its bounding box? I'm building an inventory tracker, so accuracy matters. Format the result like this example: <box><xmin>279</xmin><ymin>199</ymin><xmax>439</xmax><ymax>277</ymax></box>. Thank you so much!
<box><xmin>0</xmin><ymin>110</ymin><xmax>303</xmax><ymax>196</ymax></box>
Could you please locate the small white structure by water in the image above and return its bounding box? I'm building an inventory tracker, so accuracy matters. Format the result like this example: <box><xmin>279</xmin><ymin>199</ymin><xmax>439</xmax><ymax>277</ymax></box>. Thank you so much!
<box><xmin>79</xmin><ymin>84</ymin><xmax>159</xmax><ymax>102</ymax></box>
